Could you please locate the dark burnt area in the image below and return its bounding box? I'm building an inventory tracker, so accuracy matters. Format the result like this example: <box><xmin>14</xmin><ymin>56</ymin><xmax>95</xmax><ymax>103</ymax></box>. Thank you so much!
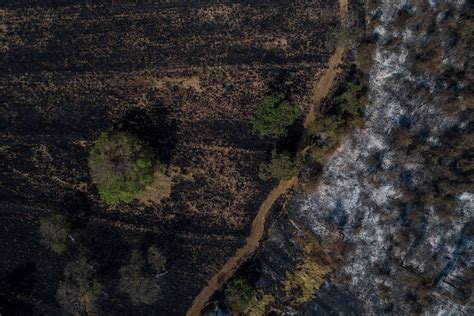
<box><xmin>2</xmin><ymin>1</ymin><xmax>337</xmax><ymax>75</ymax></box>
<box><xmin>0</xmin><ymin>0</ymin><xmax>339</xmax><ymax>314</ymax></box>
<box><xmin>117</xmin><ymin>105</ymin><xmax>177</xmax><ymax>164</ymax></box>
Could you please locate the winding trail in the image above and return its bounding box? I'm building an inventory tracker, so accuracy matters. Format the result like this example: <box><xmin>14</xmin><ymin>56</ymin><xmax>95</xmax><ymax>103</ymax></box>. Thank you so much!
<box><xmin>305</xmin><ymin>0</ymin><xmax>348</xmax><ymax>128</ymax></box>
<box><xmin>186</xmin><ymin>1</ymin><xmax>348</xmax><ymax>315</ymax></box>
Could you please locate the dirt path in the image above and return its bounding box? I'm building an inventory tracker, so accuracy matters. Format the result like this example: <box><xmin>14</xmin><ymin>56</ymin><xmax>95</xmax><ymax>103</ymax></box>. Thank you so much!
<box><xmin>186</xmin><ymin>177</ymin><xmax>298</xmax><ymax>316</ymax></box>
<box><xmin>186</xmin><ymin>1</ymin><xmax>348</xmax><ymax>315</ymax></box>
<box><xmin>304</xmin><ymin>0</ymin><xmax>348</xmax><ymax>128</ymax></box>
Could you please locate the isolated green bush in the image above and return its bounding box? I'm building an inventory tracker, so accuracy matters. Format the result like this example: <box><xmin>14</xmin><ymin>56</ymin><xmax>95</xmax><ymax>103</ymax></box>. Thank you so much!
<box><xmin>259</xmin><ymin>150</ymin><xmax>303</xmax><ymax>181</ymax></box>
<box><xmin>252</xmin><ymin>95</ymin><xmax>301</xmax><ymax>139</ymax></box>
<box><xmin>39</xmin><ymin>214</ymin><xmax>71</xmax><ymax>254</ymax></box>
<box><xmin>225</xmin><ymin>277</ymin><xmax>256</xmax><ymax>313</ymax></box>
<box><xmin>57</xmin><ymin>257</ymin><xmax>103</xmax><ymax>315</ymax></box>
<box><xmin>88</xmin><ymin>131</ymin><xmax>155</xmax><ymax>204</ymax></box>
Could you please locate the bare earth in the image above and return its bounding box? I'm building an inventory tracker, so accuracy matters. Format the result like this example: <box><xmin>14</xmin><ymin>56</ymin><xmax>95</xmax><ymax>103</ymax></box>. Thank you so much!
<box><xmin>186</xmin><ymin>1</ymin><xmax>349</xmax><ymax>315</ymax></box>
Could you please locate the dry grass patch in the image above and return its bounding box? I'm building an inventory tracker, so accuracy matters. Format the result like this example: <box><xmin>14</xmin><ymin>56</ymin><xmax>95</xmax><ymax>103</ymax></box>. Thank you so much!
<box><xmin>138</xmin><ymin>165</ymin><xmax>173</xmax><ymax>205</ymax></box>
<box><xmin>152</xmin><ymin>76</ymin><xmax>203</xmax><ymax>93</ymax></box>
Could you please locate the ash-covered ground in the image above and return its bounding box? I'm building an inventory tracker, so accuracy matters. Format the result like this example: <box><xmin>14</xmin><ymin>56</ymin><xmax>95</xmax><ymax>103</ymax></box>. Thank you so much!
<box><xmin>295</xmin><ymin>1</ymin><xmax>473</xmax><ymax>314</ymax></box>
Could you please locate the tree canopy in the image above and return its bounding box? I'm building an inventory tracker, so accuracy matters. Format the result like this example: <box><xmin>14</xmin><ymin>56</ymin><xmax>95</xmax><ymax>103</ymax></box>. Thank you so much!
<box><xmin>251</xmin><ymin>95</ymin><xmax>301</xmax><ymax>139</ymax></box>
<box><xmin>259</xmin><ymin>150</ymin><xmax>303</xmax><ymax>181</ymax></box>
<box><xmin>88</xmin><ymin>131</ymin><xmax>155</xmax><ymax>204</ymax></box>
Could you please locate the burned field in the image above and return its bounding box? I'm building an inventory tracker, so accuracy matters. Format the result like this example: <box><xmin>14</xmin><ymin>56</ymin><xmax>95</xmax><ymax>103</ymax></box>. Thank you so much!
<box><xmin>0</xmin><ymin>0</ymin><xmax>339</xmax><ymax>314</ymax></box>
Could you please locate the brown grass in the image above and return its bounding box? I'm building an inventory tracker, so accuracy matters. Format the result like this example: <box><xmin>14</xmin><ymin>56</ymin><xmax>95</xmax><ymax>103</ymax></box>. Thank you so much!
<box><xmin>138</xmin><ymin>165</ymin><xmax>173</xmax><ymax>205</ymax></box>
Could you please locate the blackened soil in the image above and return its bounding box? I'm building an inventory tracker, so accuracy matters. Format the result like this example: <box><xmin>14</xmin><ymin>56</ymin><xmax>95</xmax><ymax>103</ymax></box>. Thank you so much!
<box><xmin>0</xmin><ymin>0</ymin><xmax>339</xmax><ymax>314</ymax></box>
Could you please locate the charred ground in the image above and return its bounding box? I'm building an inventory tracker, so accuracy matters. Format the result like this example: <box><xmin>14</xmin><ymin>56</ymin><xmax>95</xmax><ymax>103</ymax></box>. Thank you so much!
<box><xmin>0</xmin><ymin>0</ymin><xmax>339</xmax><ymax>314</ymax></box>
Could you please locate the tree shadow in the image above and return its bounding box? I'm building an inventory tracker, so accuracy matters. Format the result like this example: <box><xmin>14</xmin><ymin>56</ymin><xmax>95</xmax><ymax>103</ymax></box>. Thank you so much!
<box><xmin>116</xmin><ymin>104</ymin><xmax>177</xmax><ymax>165</ymax></box>
<box><xmin>0</xmin><ymin>263</ymin><xmax>35</xmax><ymax>315</ymax></box>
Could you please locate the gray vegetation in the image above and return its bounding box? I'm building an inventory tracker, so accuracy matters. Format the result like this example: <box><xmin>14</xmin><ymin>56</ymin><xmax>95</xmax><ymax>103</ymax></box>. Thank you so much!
<box><xmin>119</xmin><ymin>248</ymin><xmax>166</xmax><ymax>305</ymax></box>
<box><xmin>39</xmin><ymin>214</ymin><xmax>71</xmax><ymax>254</ymax></box>
<box><xmin>56</xmin><ymin>257</ymin><xmax>102</xmax><ymax>315</ymax></box>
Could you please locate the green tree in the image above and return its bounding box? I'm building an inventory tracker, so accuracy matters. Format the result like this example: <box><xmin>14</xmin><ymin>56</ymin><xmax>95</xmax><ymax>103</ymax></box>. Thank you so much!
<box><xmin>307</xmin><ymin>79</ymin><xmax>367</xmax><ymax>163</ymax></box>
<box><xmin>88</xmin><ymin>131</ymin><xmax>155</xmax><ymax>204</ymax></box>
<box><xmin>259</xmin><ymin>150</ymin><xmax>303</xmax><ymax>181</ymax></box>
<box><xmin>333</xmin><ymin>81</ymin><xmax>366</xmax><ymax>128</ymax></box>
<box><xmin>251</xmin><ymin>95</ymin><xmax>301</xmax><ymax>139</ymax></box>
<box><xmin>225</xmin><ymin>277</ymin><xmax>256</xmax><ymax>313</ymax></box>
<box><xmin>39</xmin><ymin>214</ymin><xmax>71</xmax><ymax>254</ymax></box>
<box><xmin>57</xmin><ymin>257</ymin><xmax>103</xmax><ymax>316</ymax></box>
<box><xmin>119</xmin><ymin>250</ymin><xmax>160</xmax><ymax>305</ymax></box>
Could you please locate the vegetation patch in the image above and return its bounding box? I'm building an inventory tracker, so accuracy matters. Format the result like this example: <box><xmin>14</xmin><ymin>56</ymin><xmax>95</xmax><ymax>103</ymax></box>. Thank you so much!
<box><xmin>251</xmin><ymin>94</ymin><xmax>301</xmax><ymax>139</ymax></box>
<box><xmin>259</xmin><ymin>150</ymin><xmax>303</xmax><ymax>181</ymax></box>
<box><xmin>246</xmin><ymin>293</ymin><xmax>275</xmax><ymax>316</ymax></box>
<box><xmin>88</xmin><ymin>131</ymin><xmax>155</xmax><ymax>205</ymax></box>
<box><xmin>282</xmin><ymin>240</ymin><xmax>331</xmax><ymax>306</ymax></box>
<box><xmin>119</xmin><ymin>248</ymin><xmax>165</xmax><ymax>305</ymax></box>
<box><xmin>224</xmin><ymin>277</ymin><xmax>257</xmax><ymax>314</ymax></box>
<box><xmin>56</xmin><ymin>257</ymin><xmax>103</xmax><ymax>315</ymax></box>
<box><xmin>309</xmin><ymin>78</ymin><xmax>367</xmax><ymax>163</ymax></box>
<box><xmin>39</xmin><ymin>214</ymin><xmax>71</xmax><ymax>254</ymax></box>
<box><xmin>354</xmin><ymin>42</ymin><xmax>376</xmax><ymax>75</ymax></box>
<box><xmin>457</xmin><ymin>11</ymin><xmax>474</xmax><ymax>47</ymax></box>
<box><xmin>147</xmin><ymin>246</ymin><xmax>167</xmax><ymax>273</ymax></box>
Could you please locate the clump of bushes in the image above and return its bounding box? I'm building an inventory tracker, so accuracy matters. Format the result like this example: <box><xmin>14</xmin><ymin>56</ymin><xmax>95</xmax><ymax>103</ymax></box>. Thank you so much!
<box><xmin>251</xmin><ymin>95</ymin><xmax>301</xmax><ymax>139</ymax></box>
<box><xmin>39</xmin><ymin>214</ymin><xmax>71</xmax><ymax>254</ymax></box>
<box><xmin>57</xmin><ymin>257</ymin><xmax>103</xmax><ymax>315</ymax></box>
<box><xmin>119</xmin><ymin>247</ymin><xmax>166</xmax><ymax>305</ymax></box>
<box><xmin>332</xmin><ymin>81</ymin><xmax>367</xmax><ymax>125</ymax></box>
<box><xmin>88</xmin><ymin>131</ymin><xmax>155</xmax><ymax>205</ymax></box>
<box><xmin>259</xmin><ymin>150</ymin><xmax>303</xmax><ymax>181</ymax></box>
<box><xmin>225</xmin><ymin>277</ymin><xmax>256</xmax><ymax>313</ymax></box>
<box><xmin>309</xmin><ymin>79</ymin><xmax>366</xmax><ymax>163</ymax></box>
<box><xmin>283</xmin><ymin>240</ymin><xmax>331</xmax><ymax>306</ymax></box>
<box><xmin>354</xmin><ymin>42</ymin><xmax>376</xmax><ymax>74</ymax></box>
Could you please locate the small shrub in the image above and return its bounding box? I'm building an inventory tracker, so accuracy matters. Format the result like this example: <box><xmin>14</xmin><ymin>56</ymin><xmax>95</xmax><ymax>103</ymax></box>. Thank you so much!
<box><xmin>39</xmin><ymin>214</ymin><xmax>71</xmax><ymax>254</ymax></box>
<box><xmin>251</xmin><ymin>95</ymin><xmax>301</xmax><ymax>139</ymax></box>
<box><xmin>354</xmin><ymin>42</ymin><xmax>376</xmax><ymax>74</ymax></box>
<box><xmin>225</xmin><ymin>277</ymin><xmax>256</xmax><ymax>313</ymax></box>
<box><xmin>147</xmin><ymin>246</ymin><xmax>166</xmax><ymax>273</ymax></box>
<box><xmin>307</xmin><ymin>79</ymin><xmax>366</xmax><ymax>163</ymax></box>
<box><xmin>458</xmin><ymin>16</ymin><xmax>474</xmax><ymax>46</ymax></box>
<box><xmin>57</xmin><ymin>257</ymin><xmax>102</xmax><ymax>315</ymax></box>
<box><xmin>88</xmin><ymin>131</ymin><xmax>155</xmax><ymax>204</ymax></box>
<box><xmin>259</xmin><ymin>150</ymin><xmax>303</xmax><ymax>181</ymax></box>
<box><xmin>246</xmin><ymin>293</ymin><xmax>275</xmax><ymax>316</ymax></box>
<box><xmin>333</xmin><ymin>81</ymin><xmax>366</xmax><ymax>127</ymax></box>
<box><xmin>307</xmin><ymin>115</ymin><xmax>342</xmax><ymax>148</ymax></box>
<box><xmin>119</xmin><ymin>250</ymin><xmax>160</xmax><ymax>305</ymax></box>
